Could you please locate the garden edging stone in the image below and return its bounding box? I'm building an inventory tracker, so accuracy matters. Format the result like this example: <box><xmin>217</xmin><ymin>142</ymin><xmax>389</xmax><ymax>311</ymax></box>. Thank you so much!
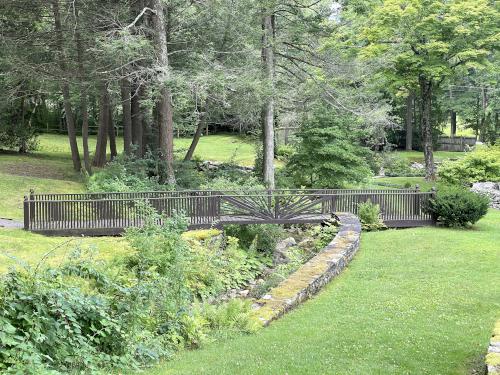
<box><xmin>253</xmin><ymin>212</ymin><xmax>361</xmax><ymax>326</ymax></box>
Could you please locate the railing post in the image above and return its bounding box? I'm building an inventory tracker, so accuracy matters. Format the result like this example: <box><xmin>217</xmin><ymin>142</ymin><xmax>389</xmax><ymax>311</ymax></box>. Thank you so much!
<box><xmin>23</xmin><ymin>196</ymin><xmax>29</xmax><ymax>230</ymax></box>
<box><xmin>413</xmin><ymin>184</ymin><xmax>420</xmax><ymax>215</ymax></box>
<box><xmin>29</xmin><ymin>189</ymin><xmax>35</xmax><ymax>225</ymax></box>
<box><xmin>275</xmin><ymin>194</ymin><xmax>280</xmax><ymax>219</ymax></box>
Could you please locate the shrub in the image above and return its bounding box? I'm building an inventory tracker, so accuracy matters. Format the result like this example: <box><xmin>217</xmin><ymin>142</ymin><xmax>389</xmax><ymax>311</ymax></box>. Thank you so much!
<box><xmin>276</xmin><ymin>144</ymin><xmax>296</xmax><ymax>162</ymax></box>
<box><xmin>0</xmin><ymin>103</ymin><xmax>39</xmax><ymax>153</ymax></box>
<box><xmin>358</xmin><ymin>199</ymin><xmax>387</xmax><ymax>231</ymax></box>
<box><xmin>425</xmin><ymin>187</ymin><xmax>489</xmax><ymax>227</ymax></box>
<box><xmin>0</xmin><ymin>242</ymin><xmax>178</xmax><ymax>374</ymax></box>
<box><xmin>88</xmin><ymin>152</ymin><xmax>206</xmax><ymax>192</ymax></box>
<box><xmin>0</xmin><ymin>209</ymin><xmax>268</xmax><ymax>374</ymax></box>
<box><xmin>381</xmin><ymin>152</ymin><xmax>424</xmax><ymax>177</ymax></box>
<box><xmin>182</xmin><ymin>229</ymin><xmax>222</xmax><ymax>242</ymax></box>
<box><xmin>185</xmin><ymin>235</ymin><xmax>266</xmax><ymax>299</ymax></box>
<box><xmin>224</xmin><ymin>224</ymin><xmax>284</xmax><ymax>254</ymax></box>
<box><xmin>200</xmin><ymin>176</ymin><xmax>265</xmax><ymax>192</ymax></box>
<box><xmin>0</xmin><ymin>125</ymin><xmax>38</xmax><ymax>153</ymax></box>
<box><xmin>87</xmin><ymin>153</ymin><xmax>166</xmax><ymax>192</ymax></box>
<box><xmin>439</xmin><ymin>145</ymin><xmax>500</xmax><ymax>185</ymax></box>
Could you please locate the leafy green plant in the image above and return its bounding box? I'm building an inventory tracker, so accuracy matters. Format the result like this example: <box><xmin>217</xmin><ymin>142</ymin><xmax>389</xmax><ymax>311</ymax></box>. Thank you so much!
<box><xmin>185</xmin><ymin>234</ymin><xmax>266</xmax><ymax>299</ymax></box>
<box><xmin>425</xmin><ymin>187</ymin><xmax>489</xmax><ymax>227</ymax></box>
<box><xmin>439</xmin><ymin>145</ymin><xmax>500</xmax><ymax>185</ymax></box>
<box><xmin>307</xmin><ymin>220</ymin><xmax>340</xmax><ymax>250</ymax></box>
<box><xmin>286</xmin><ymin>107</ymin><xmax>372</xmax><ymax>188</ymax></box>
<box><xmin>276</xmin><ymin>144</ymin><xmax>296</xmax><ymax>162</ymax></box>
<box><xmin>358</xmin><ymin>200</ymin><xmax>387</xmax><ymax>231</ymax></box>
<box><xmin>224</xmin><ymin>224</ymin><xmax>284</xmax><ymax>255</ymax></box>
<box><xmin>194</xmin><ymin>299</ymin><xmax>260</xmax><ymax>338</ymax></box>
<box><xmin>382</xmin><ymin>153</ymin><xmax>424</xmax><ymax>177</ymax></box>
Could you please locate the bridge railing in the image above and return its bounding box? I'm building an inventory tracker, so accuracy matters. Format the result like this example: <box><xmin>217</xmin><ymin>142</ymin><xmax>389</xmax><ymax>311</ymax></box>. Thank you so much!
<box><xmin>24</xmin><ymin>188</ymin><xmax>435</xmax><ymax>236</ymax></box>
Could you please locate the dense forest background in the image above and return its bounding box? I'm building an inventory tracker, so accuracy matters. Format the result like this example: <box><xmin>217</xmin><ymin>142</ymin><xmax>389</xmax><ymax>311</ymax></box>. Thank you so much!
<box><xmin>0</xmin><ymin>0</ymin><xmax>498</xmax><ymax>185</ymax></box>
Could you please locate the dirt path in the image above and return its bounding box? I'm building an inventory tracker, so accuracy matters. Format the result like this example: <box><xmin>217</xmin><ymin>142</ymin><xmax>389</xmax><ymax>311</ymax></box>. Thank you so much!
<box><xmin>0</xmin><ymin>218</ymin><xmax>23</xmax><ymax>229</ymax></box>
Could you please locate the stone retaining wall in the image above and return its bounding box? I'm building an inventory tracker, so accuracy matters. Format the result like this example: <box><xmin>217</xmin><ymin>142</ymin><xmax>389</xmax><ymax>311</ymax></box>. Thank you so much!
<box><xmin>253</xmin><ymin>212</ymin><xmax>361</xmax><ymax>326</ymax></box>
<box><xmin>487</xmin><ymin>320</ymin><xmax>500</xmax><ymax>374</ymax></box>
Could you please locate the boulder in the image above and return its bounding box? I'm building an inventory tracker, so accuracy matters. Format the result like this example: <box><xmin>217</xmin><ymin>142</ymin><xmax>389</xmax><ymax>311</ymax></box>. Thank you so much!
<box><xmin>273</xmin><ymin>237</ymin><xmax>297</xmax><ymax>265</ymax></box>
<box><xmin>410</xmin><ymin>162</ymin><xmax>424</xmax><ymax>170</ymax></box>
<box><xmin>297</xmin><ymin>238</ymin><xmax>315</xmax><ymax>251</ymax></box>
<box><xmin>471</xmin><ymin>182</ymin><xmax>500</xmax><ymax>209</ymax></box>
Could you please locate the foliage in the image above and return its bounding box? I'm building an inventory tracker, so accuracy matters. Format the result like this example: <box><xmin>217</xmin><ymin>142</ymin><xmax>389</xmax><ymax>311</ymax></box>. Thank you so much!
<box><xmin>305</xmin><ymin>220</ymin><xmax>340</xmax><ymax>250</ymax></box>
<box><xmin>0</xmin><ymin>122</ymin><xmax>38</xmax><ymax>153</ymax></box>
<box><xmin>224</xmin><ymin>224</ymin><xmax>285</xmax><ymax>255</ymax></box>
<box><xmin>358</xmin><ymin>200</ymin><xmax>387</xmax><ymax>231</ymax></box>
<box><xmin>193</xmin><ymin>299</ymin><xmax>259</xmax><ymax>337</ymax></box>
<box><xmin>148</xmin><ymin>210</ymin><xmax>500</xmax><ymax>375</ymax></box>
<box><xmin>0</xmin><ymin>266</ymin><xmax>132</xmax><ymax>374</ymax></box>
<box><xmin>184</xmin><ymin>234</ymin><xmax>266</xmax><ymax>300</ymax></box>
<box><xmin>87</xmin><ymin>153</ymin><xmax>167</xmax><ymax>192</ymax></box>
<box><xmin>0</xmin><ymin>208</ymin><xmax>270</xmax><ymax>373</ymax></box>
<box><xmin>250</xmin><ymin>245</ymin><xmax>307</xmax><ymax>299</ymax></box>
<box><xmin>286</xmin><ymin>107</ymin><xmax>372</xmax><ymax>188</ymax></box>
<box><xmin>276</xmin><ymin>144</ymin><xmax>296</xmax><ymax>162</ymax></box>
<box><xmin>438</xmin><ymin>145</ymin><xmax>500</xmax><ymax>185</ymax></box>
<box><xmin>360</xmin><ymin>0</ymin><xmax>499</xmax><ymax>178</ymax></box>
<box><xmin>425</xmin><ymin>187</ymin><xmax>489</xmax><ymax>227</ymax></box>
<box><xmin>182</xmin><ymin>229</ymin><xmax>222</xmax><ymax>242</ymax></box>
<box><xmin>0</xmin><ymin>243</ymin><xmax>176</xmax><ymax>374</ymax></box>
<box><xmin>381</xmin><ymin>152</ymin><xmax>424</xmax><ymax>177</ymax></box>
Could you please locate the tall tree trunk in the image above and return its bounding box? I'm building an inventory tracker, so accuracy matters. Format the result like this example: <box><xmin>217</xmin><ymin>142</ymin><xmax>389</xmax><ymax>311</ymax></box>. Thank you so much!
<box><xmin>108</xmin><ymin>100</ymin><xmax>117</xmax><ymax>160</ymax></box>
<box><xmin>75</xmin><ymin>3</ymin><xmax>91</xmax><ymax>173</ymax></box>
<box><xmin>121</xmin><ymin>79</ymin><xmax>133</xmax><ymax>155</ymax></box>
<box><xmin>93</xmin><ymin>83</ymin><xmax>109</xmax><ymax>167</ymax></box>
<box><xmin>261</xmin><ymin>12</ymin><xmax>275</xmax><ymax>189</ymax></box>
<box><xmin>52</xmin><ymin>0</ymin><xmax>81</xmax><ymax>171</ymax></box>
<box><xmin>405</xmin><ymin>91</ymin><xmax>414</xmax><ymax>151</ymax></box>
<box><xmin>184</xmin><ymin>101</ymin><xmax>207</xmax><ymax>161</ymax></box>
<box><xmin>131</xmin><ymin>83</ymin><xmax>143</xmax><ymax>156</ymax></box>
<box><xmin>151</xmin><ymin>0</ymin><xmax>175</xmax><ymax>184</ymax></box>
<box><xmin>419</xmin><ymin>77</ymin><xmax>435</xmax><ymax>181</ymax></box>
<box><xmin>18</xmin><ymin>97</ymin><xmax>27</xmax><ymax>153</ymax></box>
<box><xmin>450</xmin><ymin>110</ymin><xmax>457</xmax><ymax>137</ymax></box>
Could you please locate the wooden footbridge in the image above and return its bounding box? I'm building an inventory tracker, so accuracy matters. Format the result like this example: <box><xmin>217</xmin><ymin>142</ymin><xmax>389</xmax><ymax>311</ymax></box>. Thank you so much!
<box><xmin>23</xmin><ymin>188</ymin><xmax>435</xmax><ymax>236</ymax></box>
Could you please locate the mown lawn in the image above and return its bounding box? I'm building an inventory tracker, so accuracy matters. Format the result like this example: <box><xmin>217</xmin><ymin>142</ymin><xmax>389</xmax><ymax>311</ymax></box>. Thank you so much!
<box><xmin>36</xmin><ymin>133</ymin><xmax>257</xmax><ymax>166</ymax></box>
<box><xmin>396</xmin><ymin>149</ymin><xmax>466</xmax><ymax>163</ymax></box>
<box><xmin>146</xmin><ymin>210</ymin><xmax>500</xmax><ymax>375</ymax></box>
<box><xmin>0</xmin><ymin>133</ymin><xmax>256</xmax><ymax>219</ymax></box>
<box><xmin>0</xmin><ymin>228</ymin><xmax>131</xmax><ymax>273</ymax></box>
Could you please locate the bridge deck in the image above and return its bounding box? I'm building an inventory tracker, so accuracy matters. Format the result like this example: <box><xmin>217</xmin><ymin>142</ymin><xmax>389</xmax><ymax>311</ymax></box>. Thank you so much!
<box><xmin>24</xmin><ymin>188</ymin><xmax>436</xmax><ymax>236</ymax></box>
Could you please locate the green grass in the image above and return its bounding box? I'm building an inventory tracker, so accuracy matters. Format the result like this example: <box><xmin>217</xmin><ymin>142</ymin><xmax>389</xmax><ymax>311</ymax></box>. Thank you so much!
<box><xmin>36</xmin><ymin>133</ymin><xmax>257</xmax><ymax>166</ymax></box>
<box><xmin>0</xmin><ymin>133</ymin><xmax>256</xmax><ymax>219</ymax></box>
<box><xmin>145</xmin><ymin>210</ymin><xmax>500</xmax><ymax>375</ymax></box>
<box><xmin>441</xmin><ymin>123</ymin><xmax>477</xmax><ymax>138</ymax></box>
<box><xmin>369</xmin><ymin>176</ymin><xmax>436</xmax><ymax>191</ymax></box>
<box><xmin>0</xmin><ymin>228</ymin><xmax>131</xmax><ymax>273</ymax></box>
<box><xmin>396</xmin><ymin>150</ymin><xmax>466</xmax><ymax>163</ymax></box>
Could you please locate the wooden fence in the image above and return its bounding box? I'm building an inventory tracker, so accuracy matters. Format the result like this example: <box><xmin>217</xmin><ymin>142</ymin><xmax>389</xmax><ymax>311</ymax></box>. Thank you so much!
<box><xmin>24</xmin><ymin>188</ymin><xmax>436</xmax><ymax>236</ymax></box>
<box><xmin>437</xmin><ymin>136</ymin><xmax>476</xmax><ymax>151</ymax></box>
